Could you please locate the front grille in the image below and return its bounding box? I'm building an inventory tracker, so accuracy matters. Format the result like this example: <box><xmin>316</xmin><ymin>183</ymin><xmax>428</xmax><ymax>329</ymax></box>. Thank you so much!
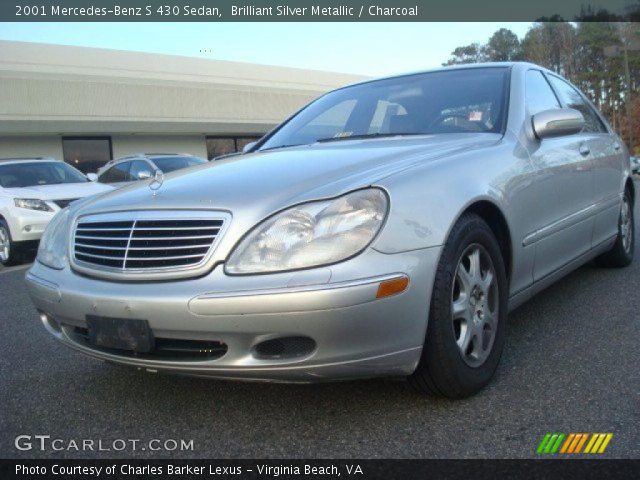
<box><xmin>53</xmin><ymin>198</ymin><xmax>79</xmax><ymax>209</ymax></box>
<box><xmin>71</xmin><ymin>327</ymin><xmax>228</xmax><ymax>361</ymax></box>
<box><xmin>73</xmin><ymin>217</ymin><xmax>225</xmax><ymax>272</ymax></box>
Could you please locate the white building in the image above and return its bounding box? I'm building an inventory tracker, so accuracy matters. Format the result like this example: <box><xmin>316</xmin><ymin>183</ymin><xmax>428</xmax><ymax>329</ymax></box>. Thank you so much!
<box><xmin>0</xmin><ymin>40</ymin><xmax>364</xmax><ymax>173</ymax></box>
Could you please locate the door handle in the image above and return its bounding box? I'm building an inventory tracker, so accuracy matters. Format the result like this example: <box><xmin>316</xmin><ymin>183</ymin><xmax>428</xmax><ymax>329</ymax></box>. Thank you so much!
<box><xmin>579</xmin><ymin>144</ymin><xmax>591</xmax><ymax>156</ymax></box>
<box><xmin>614</xmin><ymin>143</ymin><xmax>622</xmax><ymax>151</ymax></box>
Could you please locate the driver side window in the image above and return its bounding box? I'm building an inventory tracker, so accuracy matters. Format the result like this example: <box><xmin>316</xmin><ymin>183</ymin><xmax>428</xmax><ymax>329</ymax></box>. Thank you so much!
<box><xmin>547</xmin><ymin>75</ymin><xmax>607</xmax><ymax>133</ymax></box>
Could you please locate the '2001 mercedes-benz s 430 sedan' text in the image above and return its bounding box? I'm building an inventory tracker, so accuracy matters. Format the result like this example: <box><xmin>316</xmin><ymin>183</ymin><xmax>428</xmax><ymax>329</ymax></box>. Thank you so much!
<box><xmin>26</xmin><ymin>63</ymin><xmax>633</xmax><ymax>398</ymax></box>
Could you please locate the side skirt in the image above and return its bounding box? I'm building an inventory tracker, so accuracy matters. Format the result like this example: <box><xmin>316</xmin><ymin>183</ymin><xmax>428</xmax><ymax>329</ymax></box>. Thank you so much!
<box><xmin>508</xmin><ymin>236</ymin><xmax>617</xmax><ymax>312</ymax></box>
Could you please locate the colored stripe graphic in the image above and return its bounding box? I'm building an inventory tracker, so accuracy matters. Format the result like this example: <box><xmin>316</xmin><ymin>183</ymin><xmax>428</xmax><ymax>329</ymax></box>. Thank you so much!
<box><xmin>559</xmin><ymin>433</ymin><xmax>575</xmax><ymax>454</ymax></box>
<box><xmin>585</xmin><ymin>433</ymin><xmax>614</xmax><ymax>454</ymax></box>
<box><xmin>598</xmin><ymin>434</ymin><xmax>613</xmax><ymax>453</ymax></box>
<box><xmin>536</xmin><ymin>434</ymin><xmax>552</xmax><ymax>454</ymax></box>
<box><xmin>536</xmin><ymin>433</ymin><xmax>566</xmax><ymax>454</ymax></box>
<box><xmin>574</xmin><ymin>433</ymin><xmax>589</xmax><ymax>453</ymax></box>
<box><xmin>537</xmin><ymin>433</ymin><xmax>613</xmax><ymax>454</ymax></box>
<box><xmin>567</xmin><ymin>433</ymin><xmax>582</xmax><ymax>453</ymax></box>
<box><xmin>550</xmin><ymin>434</ymin><xmax>565</xmax><ymax>453</ymax></box>
<box><xmin>544</xmin><ymin>434</ymin><xmax>559</xmax><ymax>454</ymax></box>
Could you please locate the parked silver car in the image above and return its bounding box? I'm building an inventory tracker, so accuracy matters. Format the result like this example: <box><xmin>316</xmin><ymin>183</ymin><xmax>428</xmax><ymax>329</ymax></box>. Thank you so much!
<box><xmin>91</xmin><ymin>153</ymin><xmax>207</xmax><ymax>187</ymax></box>
<box><xmin>26</xmin><ymin>63</ymin><xmax>633</xmax><ymax>397</ymax></box>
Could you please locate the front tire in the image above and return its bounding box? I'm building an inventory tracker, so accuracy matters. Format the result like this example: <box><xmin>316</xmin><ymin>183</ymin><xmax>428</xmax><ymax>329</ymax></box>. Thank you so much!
<box><xmin>409</xmin><ymin>213</ymin><xmax>508</xmax><ymax>398</ymax></box>
<box><xmin>595</xmin><ymin>189</ymin><xmax>634</xmax><ymax>268</ymax></box>
<box><xmin>0</xmin><ymin>220</ymin><xmax>19</xmax><ymax>267</ymax></box>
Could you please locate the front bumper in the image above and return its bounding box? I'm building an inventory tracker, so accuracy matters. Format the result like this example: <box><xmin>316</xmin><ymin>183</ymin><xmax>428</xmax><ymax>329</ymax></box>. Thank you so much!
<box><xmin>25</xmin><ymin>247</ymin><xmax>441</xmax><ymax>382</ymax></box>
<box><xmin>7</xmin><ymin>208</ymin><xmax>55</xmax><ymax>242</ymax></box>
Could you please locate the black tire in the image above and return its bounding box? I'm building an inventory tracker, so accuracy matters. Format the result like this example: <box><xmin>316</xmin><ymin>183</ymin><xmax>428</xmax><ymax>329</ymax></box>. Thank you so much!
<box><xmin>595</xmin><ymin>188</ymin><xmax>634</xmax><ymax>268</ymax></box>
<box><xmin>0</xmin><ymin>219</ymin><xmax>20</xmax><ymax>267</ymax></box>
<box><xmin>409</xmin><ymin>213</ymin><xmax>508</xmax><ymax>398</ymax></box>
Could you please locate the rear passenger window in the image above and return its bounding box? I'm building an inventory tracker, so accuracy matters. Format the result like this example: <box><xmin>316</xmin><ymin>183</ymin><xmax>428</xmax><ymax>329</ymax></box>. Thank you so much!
<box><xmin>526</xmin><ymin>70</ymin><xmax>560</xmax><ymax>115</ymax></box>
<box><xmin>547</xmin><ymin>75</ymin><xmax>607</xmax><ymax>133</ymax></box>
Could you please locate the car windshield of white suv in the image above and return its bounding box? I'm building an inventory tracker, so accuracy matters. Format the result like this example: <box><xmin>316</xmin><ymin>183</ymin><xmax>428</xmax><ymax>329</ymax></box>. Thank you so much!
<box><xmin>0</xmin><ymin>161</ymin><xmax>88</xmax><ymax>188</ymax></box>
<box><xmin>259</xmin><ymin>67</ymin><xmax>509</xmax><ymax>151</ymax></box>
<box><xmin>152</xmin><ymin>156</ymin><xmax>207</xmax><ymax>173</ymax></box>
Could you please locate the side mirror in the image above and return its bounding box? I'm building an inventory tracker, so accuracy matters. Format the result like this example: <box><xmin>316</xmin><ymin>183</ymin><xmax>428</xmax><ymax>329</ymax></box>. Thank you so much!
<box><xmin>137</xmin><ymin>170</ymin><xmax>152</xmax><ymax>180</ymax></box>
<box><xmin>532</xmin><ymin>108</ymin><xmax>585</xmax><ymax>139</ymax></box>
<box><xmin>242</xmin><ymin>141</ymin><xmax>257</xmax><ymax>153</ymax></box>
<box><xmin>86</xmin><ymin>173</ymin><xmax>98</xmax><ymax>182</ymax></box>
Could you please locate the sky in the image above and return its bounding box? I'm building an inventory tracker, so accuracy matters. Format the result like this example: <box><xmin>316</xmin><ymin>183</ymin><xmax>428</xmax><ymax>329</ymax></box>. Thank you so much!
<box><xmin>0</xmin><ymin>22</ymin><xmax>533</xmax><ymax>76</ymax></box>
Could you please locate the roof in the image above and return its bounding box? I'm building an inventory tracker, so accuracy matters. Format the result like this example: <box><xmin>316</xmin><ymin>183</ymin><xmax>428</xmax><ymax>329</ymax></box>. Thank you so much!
<box><xmin>0</xmin><ymin>41</ymin><xmax>367</xmax><ymax>135</ymax></box>
<box><xmin>120</xmin><ymin>153</ymin><xmax>195</xmax><ymax>159</ymax></box>
<box><xmin>98</xmin><ymin>153</ymin><xmax>205</xmax><ymax>173</ymax></box>
<box><xmin>343</xmin><ymin>61</ymin><xmax>546</xmax><ymax>90</ymax></box>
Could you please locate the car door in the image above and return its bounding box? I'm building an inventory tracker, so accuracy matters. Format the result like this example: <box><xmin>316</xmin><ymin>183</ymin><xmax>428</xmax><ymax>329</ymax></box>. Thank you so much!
<box><xmin>524</xmin><ymin>70</ymin><xmax>595</xmax><ymax>282</ymax></box>
<box><xmin>546</xmin><ymin>75</ymin><xmax>624</xmax><ymax>248</ymax></box>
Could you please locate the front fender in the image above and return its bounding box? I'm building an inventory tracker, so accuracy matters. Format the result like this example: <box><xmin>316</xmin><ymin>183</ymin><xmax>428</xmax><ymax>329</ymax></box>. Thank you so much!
<box><xmin>371</xmin><ymin>139</ymin><xmax>531</xmax><ymax>255</ymax></box>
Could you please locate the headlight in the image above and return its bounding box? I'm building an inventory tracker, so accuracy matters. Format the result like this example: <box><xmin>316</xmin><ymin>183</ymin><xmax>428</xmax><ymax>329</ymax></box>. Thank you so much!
<box><xmin>37</xmin><ymin>208</ymin><xmax>71</xmax><ymax>270</ymax></box>
<box><xmin>226</xmin><ymin>188</ymin><xmax>388</xmax><ymax>274</ymax></box>
<box><xmin>14</xmin><ymin>198</ymin><xmax>53</xmax><ymax>212</ymax></box>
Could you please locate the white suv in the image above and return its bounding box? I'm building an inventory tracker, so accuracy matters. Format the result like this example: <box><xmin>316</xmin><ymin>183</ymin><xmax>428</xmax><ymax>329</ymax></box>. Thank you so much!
<box><xmin>0</xmin><ymin>158</ymin><xmax>113</xmax><ymax>265</ymax></box>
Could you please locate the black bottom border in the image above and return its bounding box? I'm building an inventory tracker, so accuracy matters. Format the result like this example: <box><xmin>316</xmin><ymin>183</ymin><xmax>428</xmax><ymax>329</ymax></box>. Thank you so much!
<box><xmin>3</xmin><ymin>459</ymin><xmax>640</xmax><ymax>480</ymax></box>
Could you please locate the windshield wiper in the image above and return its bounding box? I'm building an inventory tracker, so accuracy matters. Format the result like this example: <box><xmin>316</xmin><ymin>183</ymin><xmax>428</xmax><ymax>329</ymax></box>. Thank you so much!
<box><xmin>259</xmin><ymin>143</ymin><xmax>307</xmax><ymax>152</ymax></box>
<box><xmin>259</xmin><ymin>133</ymin><xmax>424</xmax><ymax>151</ymax></box>
<box><xmin>315</xmin><ymin>132</ymin><xmax>423</xmax><ymax>143</ymax></box>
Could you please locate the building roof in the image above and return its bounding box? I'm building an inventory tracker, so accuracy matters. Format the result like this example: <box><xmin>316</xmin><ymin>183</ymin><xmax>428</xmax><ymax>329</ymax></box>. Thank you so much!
<box><xmin>0</xmin><ymin>40</ymin><xmax>366</xmax><ymax>136</ymax></box>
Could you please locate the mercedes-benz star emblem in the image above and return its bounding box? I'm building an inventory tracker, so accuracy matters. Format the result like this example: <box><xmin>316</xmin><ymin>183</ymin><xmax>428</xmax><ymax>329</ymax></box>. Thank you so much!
<box><xmin>149</xmin><ymin>169</ymin><xmax>164</xmax><ymax>196</ymax></box>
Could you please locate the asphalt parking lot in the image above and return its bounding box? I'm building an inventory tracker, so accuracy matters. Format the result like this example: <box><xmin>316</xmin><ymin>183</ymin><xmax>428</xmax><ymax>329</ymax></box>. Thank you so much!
<box><xmin>1</xmin><ymin>208</ymin><xmax>639</xmax><ymax>460</ymax></box>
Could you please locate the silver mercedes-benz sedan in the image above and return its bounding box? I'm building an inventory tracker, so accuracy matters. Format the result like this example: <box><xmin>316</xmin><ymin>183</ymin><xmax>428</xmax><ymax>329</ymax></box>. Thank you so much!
<box><xmin>26</xmin><ymin>63</ymin><xmax>633</xmax><ymax>398</ymax></box>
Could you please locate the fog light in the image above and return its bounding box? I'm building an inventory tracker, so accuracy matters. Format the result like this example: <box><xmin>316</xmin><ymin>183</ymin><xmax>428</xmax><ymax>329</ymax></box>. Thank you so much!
<box><xmin>23</xmin><ymin>225</ymin><xmax>32</xmax><ymax>232</ymax></box>
<box><xmin>254</xmin><ymin>336</ymin><xmax>316</xmax><ymax>359</ymax></box>
<box><xmin>376</xmin><ymin>276</ymin><xmax>409</xmax><ymax>298</ymax></box>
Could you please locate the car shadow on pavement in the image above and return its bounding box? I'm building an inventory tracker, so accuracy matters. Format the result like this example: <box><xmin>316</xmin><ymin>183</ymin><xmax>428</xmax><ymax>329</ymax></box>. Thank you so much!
<box><xmin>0</xmin><ymin>249</ymin><xmax>35</xmax><ymax>273</ymax></box>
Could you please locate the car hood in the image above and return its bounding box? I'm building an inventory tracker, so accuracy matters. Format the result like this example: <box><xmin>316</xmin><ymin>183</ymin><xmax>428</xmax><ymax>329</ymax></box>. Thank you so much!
<box><xmin>6</xmin><ymin>182</ymin><xmax>113</xmax><ymax>200</ymax></box>
<box><xmin>74</xmin><ymin>133</ymin><xmax>501</xmax><ymax>218</ymax></box>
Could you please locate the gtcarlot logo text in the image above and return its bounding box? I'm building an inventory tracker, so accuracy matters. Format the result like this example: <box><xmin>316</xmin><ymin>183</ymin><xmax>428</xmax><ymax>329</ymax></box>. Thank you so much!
<box><xmin>15</xmin><ymin>435</ymin><xmax>194</xmax><ymax>452</ymax></box>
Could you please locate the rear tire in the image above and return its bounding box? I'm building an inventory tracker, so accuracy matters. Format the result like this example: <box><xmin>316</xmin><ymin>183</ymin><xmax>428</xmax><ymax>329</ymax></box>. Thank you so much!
<box><xmin>409</xmin><ymin>213</ymin><xmax>508</xmax><ymax>398</ymax></box>
<box><xmin>595</xmin><ymin>189</ymin><xmax>634</xmax><ymax>268</ymax></box>
<box><xmin>0</xmin><ymin>220</ymin><xmax>19</xmax><ymax>267</ymax></box>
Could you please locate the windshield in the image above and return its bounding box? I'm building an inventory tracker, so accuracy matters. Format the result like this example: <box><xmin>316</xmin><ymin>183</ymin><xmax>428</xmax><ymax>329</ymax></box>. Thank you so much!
<box><xmin>0</xmin><ymin>161</ymin><xmax>88</xmax><ymax>188</ymax></box>
<box><xmin>260</xmin><ymin>67</ymin><xmax>509</xmax><ymax>151</ymax></box>
<box><xmin>152</xmin><ymin>156</ymin><xmax>207</xmax><ymax>173</ymax></box>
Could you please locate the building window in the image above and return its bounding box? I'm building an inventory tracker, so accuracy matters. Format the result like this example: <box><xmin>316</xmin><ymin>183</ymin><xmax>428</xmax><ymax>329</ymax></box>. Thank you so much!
<box><xmin>62</xmin><ymin>137</ymin><xmax>112</xmax><ymax>174</ymax></box>
<box><xmin>206</xmin><ymin>136</ymin><xmax>261</xmax><ymax>160</ymax></box>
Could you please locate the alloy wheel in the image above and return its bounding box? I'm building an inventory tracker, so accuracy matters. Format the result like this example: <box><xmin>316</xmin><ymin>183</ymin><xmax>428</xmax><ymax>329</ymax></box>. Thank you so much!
<box><xmin>451</xmin><ymin>244</ymin><xmax>499</xmax><ymax>368</ymax></box>
<box><xmin>0</xmin><ymin>226</ymin><xmax>9</xmax><ymax>263</ymax></box>
<box><xmin>620</xmin><ymin>197</ymin><xmax>633</xmax><ymax>254</ymax></box>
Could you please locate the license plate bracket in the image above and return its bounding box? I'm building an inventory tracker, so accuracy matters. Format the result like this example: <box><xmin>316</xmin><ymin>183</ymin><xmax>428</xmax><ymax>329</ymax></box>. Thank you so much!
<box><xmin>86</xmin><ymin>315</ymin><xmax>154</xmax><ymax>353</ymax></box>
